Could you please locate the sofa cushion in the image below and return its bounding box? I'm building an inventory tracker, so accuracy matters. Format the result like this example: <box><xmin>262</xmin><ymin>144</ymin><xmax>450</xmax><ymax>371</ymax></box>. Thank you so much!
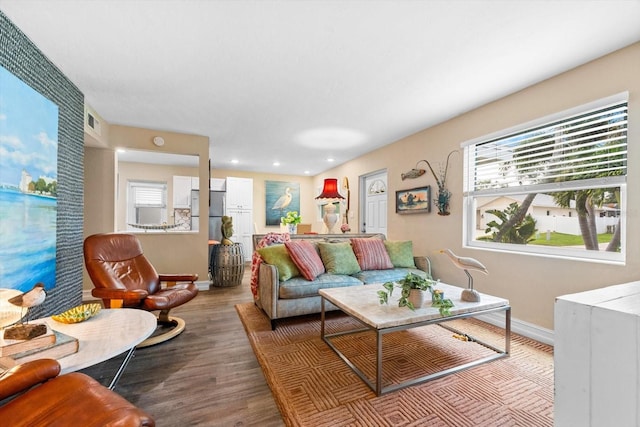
<box><xmin>383</xmin><ymin>240</ymin><xmax>417</xmax><ymax>268</ymax></box>
<box><xmin>353</xmin><ymin>267</ymin><xmax>427</xmax><ymax>284</ymax></box>
<box><xmin>285</xmin><ymin>240</ymin><xmax>325</xmax><ymax>281</ymax></box>
<box><xmin>318</xmin><ymin>242</ymin><xmax>361</xmax><ymax>275</ymax></box>
<box><xmin>257</xmin><ymin>244</ymin><xmax>300</xmax><ymax>281</ymax></box>
<box><xmin>350</xmin><ymin>238</ymin><xmax>393</xmax><ymax>270</ymax></box>
<box><xmin>279</xmin><ymin>273</ymin><xmax>363</xmax><ymax>299</ymax></box>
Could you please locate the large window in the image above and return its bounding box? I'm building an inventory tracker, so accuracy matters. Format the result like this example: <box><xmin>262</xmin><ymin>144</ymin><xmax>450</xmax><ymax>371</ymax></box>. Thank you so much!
<box><xmin>126</xmin><ymin>180</ymin><xmax>168</xmax><ymax>229</ymax></box>
<box><xmin>463</xmin><ymin>93</ymin><xmax>627</xmax><ymax>263</ymax></box>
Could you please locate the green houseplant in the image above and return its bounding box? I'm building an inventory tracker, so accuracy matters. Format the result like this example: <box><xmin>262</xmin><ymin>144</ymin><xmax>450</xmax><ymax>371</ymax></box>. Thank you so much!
<box><xmin>377</xmin><ymin>272</ymin><xmax>454</xmax><ymax>316</ymax></box>
<box><xmin>281</xmin><ymin>211</ymin><xmax>302</xmax><ymax>234</ymax></box>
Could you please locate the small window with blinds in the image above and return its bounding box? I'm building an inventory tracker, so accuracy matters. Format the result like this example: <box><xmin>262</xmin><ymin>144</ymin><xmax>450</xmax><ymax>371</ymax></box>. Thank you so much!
<box><xmin>462</xmin><ymin>93</ymin><xmax>627</xmax><ymax>263</ymax></box>
<box><xmin>126</xmin><ymin>181</ymin><xmax>168</xmax><ymax>229</ymax></box>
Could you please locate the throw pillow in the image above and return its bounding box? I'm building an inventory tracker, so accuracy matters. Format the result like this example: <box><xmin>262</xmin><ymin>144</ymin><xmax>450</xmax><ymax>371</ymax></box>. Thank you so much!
<box><xmin>285</xmin><ymin>240</ymin><xmax>325</xmax><ymax>281</ymax></box>
<box><xmin>350</xmin><ymin>238</ymin><xmax>393</xmax><ymax>270</ymax></box>
<box><xmin>317</xmin><ymin>242</ymin><xmax>361</xmax><ymax>275</ymax></box>
<box><xmin>384</xmin><ymin>240</ymin><xmax>416</xmax><ymax>268</ymax></box>
<box><xmin>257</xmin><ymin>244</ymin><xmax>300</xmax><ymax>281</ymax></box>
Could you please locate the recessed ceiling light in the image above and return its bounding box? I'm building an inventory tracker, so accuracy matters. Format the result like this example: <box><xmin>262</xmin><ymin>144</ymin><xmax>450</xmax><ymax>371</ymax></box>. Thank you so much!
<box><xmin>230</xmin><ymin>159</ymin><xmax>239</xmax><ymax>164</ymax></box>
<box><xmin>327</xmin><ymin>158</ymin><xmax>335</xmax><ymax>162</ymax></box>
<box><xmin>273</xmin><ymin>161</ymin><xmax>280</xmax><ymax>166</ymax></box>
<box><xmin>116</xmin><ymin>148</ymin><xmax>126</xmax><ymax>153</ymax></box>
<box><xmin>304</xmin><ymin>170</ymin><xmax>310</xmax><ymax>175</ymax></box>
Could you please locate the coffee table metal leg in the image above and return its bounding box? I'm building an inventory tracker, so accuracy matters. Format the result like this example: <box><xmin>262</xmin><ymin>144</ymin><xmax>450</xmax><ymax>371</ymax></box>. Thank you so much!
<box><xmin>376</xmin><ymin>330</ymin><xmax>382</xmax><ymax>395</ymax></box>
<box><xmin>108</xmin><ymin>346</ymin><xmax>136</xmax><ymax>390</ymax></box>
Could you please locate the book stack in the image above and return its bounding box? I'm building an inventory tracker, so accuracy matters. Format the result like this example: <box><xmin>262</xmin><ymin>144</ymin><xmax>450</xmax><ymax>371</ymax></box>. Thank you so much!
<box><xmin>0</xmin><ymin>324</ymin><xmax>78</xmax><ymax>370</ymax></box>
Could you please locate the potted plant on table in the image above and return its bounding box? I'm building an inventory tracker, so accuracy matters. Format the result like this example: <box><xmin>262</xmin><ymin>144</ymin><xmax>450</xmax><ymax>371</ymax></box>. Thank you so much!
<box><xmin>377</xmin><ymin>272</ymin><xmax>454</xmax><ymax>316</ymax></box>
<box><xmin>281</xmin><ymin>211</ymin><xmax>301</xmax><ymax>234</ymax></box>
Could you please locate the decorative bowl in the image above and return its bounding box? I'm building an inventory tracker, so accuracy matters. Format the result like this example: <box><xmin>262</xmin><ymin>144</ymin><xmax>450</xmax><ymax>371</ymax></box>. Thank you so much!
<box><xmin>52</xmin><ymin>303</ymin><xmax>101</xmax><ymax>324</ymax></box>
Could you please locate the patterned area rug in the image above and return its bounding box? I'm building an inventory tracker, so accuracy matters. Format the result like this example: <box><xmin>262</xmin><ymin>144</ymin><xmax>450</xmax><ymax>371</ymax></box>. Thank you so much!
<box><xmin>236</xmin><ymin>303</ymin><xmax>554</xmax><ymax>427</ymax></box>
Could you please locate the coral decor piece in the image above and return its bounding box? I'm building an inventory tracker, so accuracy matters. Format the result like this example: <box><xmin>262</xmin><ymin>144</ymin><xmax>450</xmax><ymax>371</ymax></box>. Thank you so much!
<box><xmin>401</xmin><ymin>150</ymin><xmax>458</xmax><ymax>216</ymax></box>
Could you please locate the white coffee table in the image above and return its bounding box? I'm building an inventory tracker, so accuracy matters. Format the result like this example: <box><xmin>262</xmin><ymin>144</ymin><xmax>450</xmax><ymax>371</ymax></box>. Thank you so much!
<box><xmin>42</xmin><ymin>308</ymin><xmax>157</xmax><ymax>389</ymax></box>
<box><xmin>320</xmin><ymin>283</ymin><xmax>511</xmax><ymax>395</ymax></box>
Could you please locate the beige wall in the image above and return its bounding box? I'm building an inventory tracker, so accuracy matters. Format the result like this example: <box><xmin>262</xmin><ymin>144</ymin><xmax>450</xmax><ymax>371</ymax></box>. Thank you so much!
<box><xmin>318</xmin><ymin>42</ymin><xmax>640</xmax><ymax>330</ymax></box>
<box><xmin>116</xmin><ymin>161</ymin><xmax>199</xmax><ymax>230</ymax></box>
<box><xmin>210</xmin><ymin>169</ymin><xmax>318</xmax><ymax>234</ymax></box>
<box><xmin>83</xmin><ymin>125</ymin><xmax>210</xmax><ymax>289</ymax></box>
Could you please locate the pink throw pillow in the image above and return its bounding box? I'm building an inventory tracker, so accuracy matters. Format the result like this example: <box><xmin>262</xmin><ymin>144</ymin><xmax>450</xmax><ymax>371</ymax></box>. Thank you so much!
<box><xmin>350</xmin><ymin>238</ymin><xmax>393</xmax><ymax>271</ymax></box>
<box><xmin>285</xmin><ymin>240</ymin><xmax>326</xmax><ymax>281</ymax></box>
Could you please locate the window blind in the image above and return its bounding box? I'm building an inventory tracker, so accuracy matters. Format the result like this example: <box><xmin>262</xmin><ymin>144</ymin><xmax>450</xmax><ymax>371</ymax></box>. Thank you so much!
<box><xmin>468</xmin><ymin>97</ymin><xmax>627</xmax><ymax>194</ymax></box>
<box><xmin>133</xmin><ymin>184</ymin><xmax>166</xmax><ymax>207</ymax></box>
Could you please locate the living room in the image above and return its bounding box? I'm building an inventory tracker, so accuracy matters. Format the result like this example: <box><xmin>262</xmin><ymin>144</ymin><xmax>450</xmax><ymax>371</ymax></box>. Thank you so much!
<box><xmin>1</xmin><ymin>1</ymin><xmax>640</xmax><ymax>425</ymax></box>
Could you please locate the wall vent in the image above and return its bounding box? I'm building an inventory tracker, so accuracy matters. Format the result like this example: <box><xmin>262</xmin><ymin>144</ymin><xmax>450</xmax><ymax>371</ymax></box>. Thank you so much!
<box><xmin>86</xmin><ymin>111</ymin><xmax>101</xmax><ymax>136</ymax></box>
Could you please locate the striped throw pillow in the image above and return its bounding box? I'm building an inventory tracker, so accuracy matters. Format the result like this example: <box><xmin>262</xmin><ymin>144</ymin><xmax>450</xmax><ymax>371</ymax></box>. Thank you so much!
<box><xmin>285</xmin><ymin>240</ymin><xmax>325</xmax><ymax>281</ymax></box>
<box><xmin>350</xmin><ymin>238</ymin><xmax>393</xmax><ymax>271</ymax></box>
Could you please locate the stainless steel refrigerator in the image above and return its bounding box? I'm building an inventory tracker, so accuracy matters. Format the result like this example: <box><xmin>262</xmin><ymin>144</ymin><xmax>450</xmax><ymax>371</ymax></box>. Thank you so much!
<box><xmin>208</xmin><ymin>190</ymin><xmax>225</xmax><ymax>242</ymax></box>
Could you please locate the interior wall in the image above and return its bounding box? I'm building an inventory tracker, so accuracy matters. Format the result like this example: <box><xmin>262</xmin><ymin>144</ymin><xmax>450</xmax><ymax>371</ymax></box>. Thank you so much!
<box><xmin>320</xmin><ymin>42</ymin><xmax>640</xmax><ymax>330</ymax></box>
<box><xmin>116</xmin><ymin>162</ymin><xmax>199</xmax><ymax>230</ymax></box>
<box><xmin>210</xmin><ymin>169</ymin><xmax>316</xmax><ymax>234</ymax></box>
<box><xmin>0</xmin><ymin>12</ymin><xmax>85</xmax><ymax>316</ymax></box>
<box><xmin>83</xmin><ymin>125</ymin><xmax>210</xmax><ymax>288</ymax></box>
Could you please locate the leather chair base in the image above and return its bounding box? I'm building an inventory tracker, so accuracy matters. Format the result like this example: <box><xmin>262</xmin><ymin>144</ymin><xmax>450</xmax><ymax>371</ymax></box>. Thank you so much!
<box><xmin>137</xmin><ymin>316</ymin><xmax>186</xmax><ymax>348</ymax></box>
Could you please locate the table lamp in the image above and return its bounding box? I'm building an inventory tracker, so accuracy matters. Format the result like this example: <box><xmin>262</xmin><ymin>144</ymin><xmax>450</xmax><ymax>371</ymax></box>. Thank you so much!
<box><xmin>315</xmin><ymin>178</ymin><xmax>344</xmax><ymax>234</ymax></box>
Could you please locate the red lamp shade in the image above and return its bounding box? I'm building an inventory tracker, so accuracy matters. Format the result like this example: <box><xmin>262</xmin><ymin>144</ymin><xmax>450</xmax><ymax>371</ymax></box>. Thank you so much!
<box><xmin>315</xmin><ymin>178</ymin><xmax>344</xmax><ymax>199</ymax></box>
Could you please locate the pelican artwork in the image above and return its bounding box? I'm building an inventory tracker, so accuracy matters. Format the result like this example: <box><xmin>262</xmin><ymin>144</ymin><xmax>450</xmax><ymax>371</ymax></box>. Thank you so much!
<box><xmin>440</xmin><ymin>249</ymin><xmax>487</xmax><ymax>302</ymax></box>
<box><xmin>271</xmin><ymin>187</ymin><xmax>292</xmax><ymax>216</ymax></box>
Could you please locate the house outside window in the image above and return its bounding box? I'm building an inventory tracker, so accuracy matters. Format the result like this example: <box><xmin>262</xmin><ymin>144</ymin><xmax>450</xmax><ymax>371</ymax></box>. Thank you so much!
<box><xmin>462</xmin><ymin>93</ymin><xmax>627</xmax><ymax>263</ymax></box>
<box><xmin>127</xmin><ymin>180</ymin><xmax>168</xmax><ymax>229</ymax></box>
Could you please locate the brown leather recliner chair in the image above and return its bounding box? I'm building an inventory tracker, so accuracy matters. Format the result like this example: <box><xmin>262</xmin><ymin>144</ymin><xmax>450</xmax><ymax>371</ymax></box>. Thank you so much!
<box><xmin>0</xmin><ymin>358</ymin><xmax>155</xmax><ymax>426</ymax></box>
<box><xmin>84</xmin><ymin>233</ymin><xmax>198</xmax><ymax>347</ymax></box>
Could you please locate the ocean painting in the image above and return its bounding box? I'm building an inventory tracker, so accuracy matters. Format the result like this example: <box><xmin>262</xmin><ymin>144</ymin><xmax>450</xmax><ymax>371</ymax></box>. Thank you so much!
<box><xmin>0</xmin><ymin>65</ymin><xmax>59</xmax><ymax>292</ymax></box>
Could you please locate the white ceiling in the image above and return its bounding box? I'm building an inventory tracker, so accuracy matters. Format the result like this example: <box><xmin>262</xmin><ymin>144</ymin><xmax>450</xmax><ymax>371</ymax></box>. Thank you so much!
<box><xmin>1</xmin><ymin>0</ymin><xmax>639</xmax><ymax>175</ymax></box>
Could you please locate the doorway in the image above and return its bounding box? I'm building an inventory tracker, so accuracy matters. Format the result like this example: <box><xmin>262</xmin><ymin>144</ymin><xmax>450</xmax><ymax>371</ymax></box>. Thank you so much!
<box><xmin>359</xmin><ymin>170</ymin><xmax>388</xmax><ymax>235</ymax></box>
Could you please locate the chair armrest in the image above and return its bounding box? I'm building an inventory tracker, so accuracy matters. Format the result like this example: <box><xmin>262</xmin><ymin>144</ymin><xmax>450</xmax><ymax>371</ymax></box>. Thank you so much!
<box><xmin>414</xmin><ymin>256</ymin><xmax>432</xmax><ymax>277</ymax></box>
<box><xmin>91</xmin><ymin>288</ymin><xmax>149</xmax><ymax>302</ymax></box>
<box><xmin>258</xmin><ymin>263</ymin><xmax>278</xmax><ymax>318</ymax></box>
<box><xmin>0</xmin><ymin>359</ymin><xmax>60</xmax><ymax>400</ymax></box>
<box><xmin>159</xmin><ymin>273</ymin><xmax>198</xmax><ymax>283</ymax></box>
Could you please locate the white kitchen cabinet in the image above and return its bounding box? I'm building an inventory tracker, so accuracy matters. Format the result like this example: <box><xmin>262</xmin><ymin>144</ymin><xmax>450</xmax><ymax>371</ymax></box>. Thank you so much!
<box><xmin>191</xmin><ymin>176</ymin><xmax>199</xmax><ymax>190</ymax></box>
<box><xmin>226</xmin><ymin>177</ymin><xmax>253</xmax><ymax>210</ymax></box>
<box><xmin>172</xmin><ymin>176</ymin><xmax>193</xmax><ymax>208</ymax></box>
<box><xmin>226</xmin><ymin>208</ymin><xmax>253</xmax><ymax>259</ymax></box>
<box><xmin>555</xmin><ymin>282</ymin><xmax>640</xmax><ymax>427</ymax></box>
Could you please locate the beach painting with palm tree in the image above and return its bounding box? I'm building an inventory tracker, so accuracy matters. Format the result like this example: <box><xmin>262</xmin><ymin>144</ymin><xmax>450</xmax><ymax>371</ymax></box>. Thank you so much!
<box><xmin>0</xmin><ymin>65</ymin><xmax>58</xmax><ymax>292</ymax></box>
<box><xmin>266</xmin><ymin>180</ymin><xmax>300</xmax><ymax>226</ymax></box>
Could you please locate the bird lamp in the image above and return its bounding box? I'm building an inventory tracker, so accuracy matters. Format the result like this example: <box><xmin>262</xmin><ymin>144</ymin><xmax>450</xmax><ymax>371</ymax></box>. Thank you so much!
<box><xmin>315</xmin><ymin>178</ymin><xmax>344</xmax><ymax>234</ymax></box>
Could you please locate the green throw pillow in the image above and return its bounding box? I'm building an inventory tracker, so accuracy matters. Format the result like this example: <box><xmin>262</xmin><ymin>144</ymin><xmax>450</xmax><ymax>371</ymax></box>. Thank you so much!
<box><xmin>384</xmin><ymin>240</ymin><xmax>416</xmax><ymax>268</ymax></box>
<box><xmin>257</xmin><ymin>244</ymin><xmax>300</xmax><ymax>281</ymax></box>
<box><xmin>317</xmin><ymin>242</ymin><xmax>361</xmax><ymax>275</ymax></box>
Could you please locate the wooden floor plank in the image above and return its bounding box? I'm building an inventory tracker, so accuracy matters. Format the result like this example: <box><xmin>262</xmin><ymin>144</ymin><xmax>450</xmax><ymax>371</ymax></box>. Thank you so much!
<box><xmin>80</xmin><ymin>271</ymin><xmax>284</xmax><ymax>426</ymax></box>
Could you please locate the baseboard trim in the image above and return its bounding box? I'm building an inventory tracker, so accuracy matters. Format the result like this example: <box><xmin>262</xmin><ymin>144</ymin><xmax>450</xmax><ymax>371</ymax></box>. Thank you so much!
<box><xmin>195</xmin><ymin>280</ymin><xmax>210</xmax><ymax>291</ymax></box>
<box><xmin>475</xmin><ymin>312</ymin><xmax>554</xmax><ymax>346</ymax></box>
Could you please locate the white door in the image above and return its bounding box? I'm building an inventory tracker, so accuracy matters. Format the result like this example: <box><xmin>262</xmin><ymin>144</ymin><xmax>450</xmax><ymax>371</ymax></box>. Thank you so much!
<box><xmin>361</xmin><ymin>171</ymin><xmax>388</xmax><ymax>235</ymax></box>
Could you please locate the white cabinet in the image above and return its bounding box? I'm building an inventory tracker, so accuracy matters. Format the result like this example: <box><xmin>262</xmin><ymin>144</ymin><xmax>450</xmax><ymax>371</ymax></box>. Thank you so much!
<box><xmin>226</xmin><ymin>208</ymin><xmax>253</xmax><ymax>259</ymax></box>
<box><xmin>225</xmin><ymin>177</ymin><xmax>253</xmax><ymax>258</ymax></box>
<box><xmin>555</xmin><ymin>282</ymin><xmax>640</xmax><ymax>427</ymax></box>
<box><xmin>191</xmin><ymin>177</ymin><xmax>199</xmax><ymax>190</ymax></box>
<box><xmin>172</xmin><ymin>176</ymin><xmax>192</xmax><ymax>208</ymax></box>
<box><xmin>226</xmin><ymin>177</ymin><xmax>253</xmax><ymax>210</ymax></box>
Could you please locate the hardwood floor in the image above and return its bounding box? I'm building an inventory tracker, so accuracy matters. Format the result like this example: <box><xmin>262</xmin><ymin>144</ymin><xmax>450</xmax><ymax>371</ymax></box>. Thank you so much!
<box><xmin>80</xmin><ymin>271</ymin><xmax>284</xmax><ymax>427</ymax></box>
